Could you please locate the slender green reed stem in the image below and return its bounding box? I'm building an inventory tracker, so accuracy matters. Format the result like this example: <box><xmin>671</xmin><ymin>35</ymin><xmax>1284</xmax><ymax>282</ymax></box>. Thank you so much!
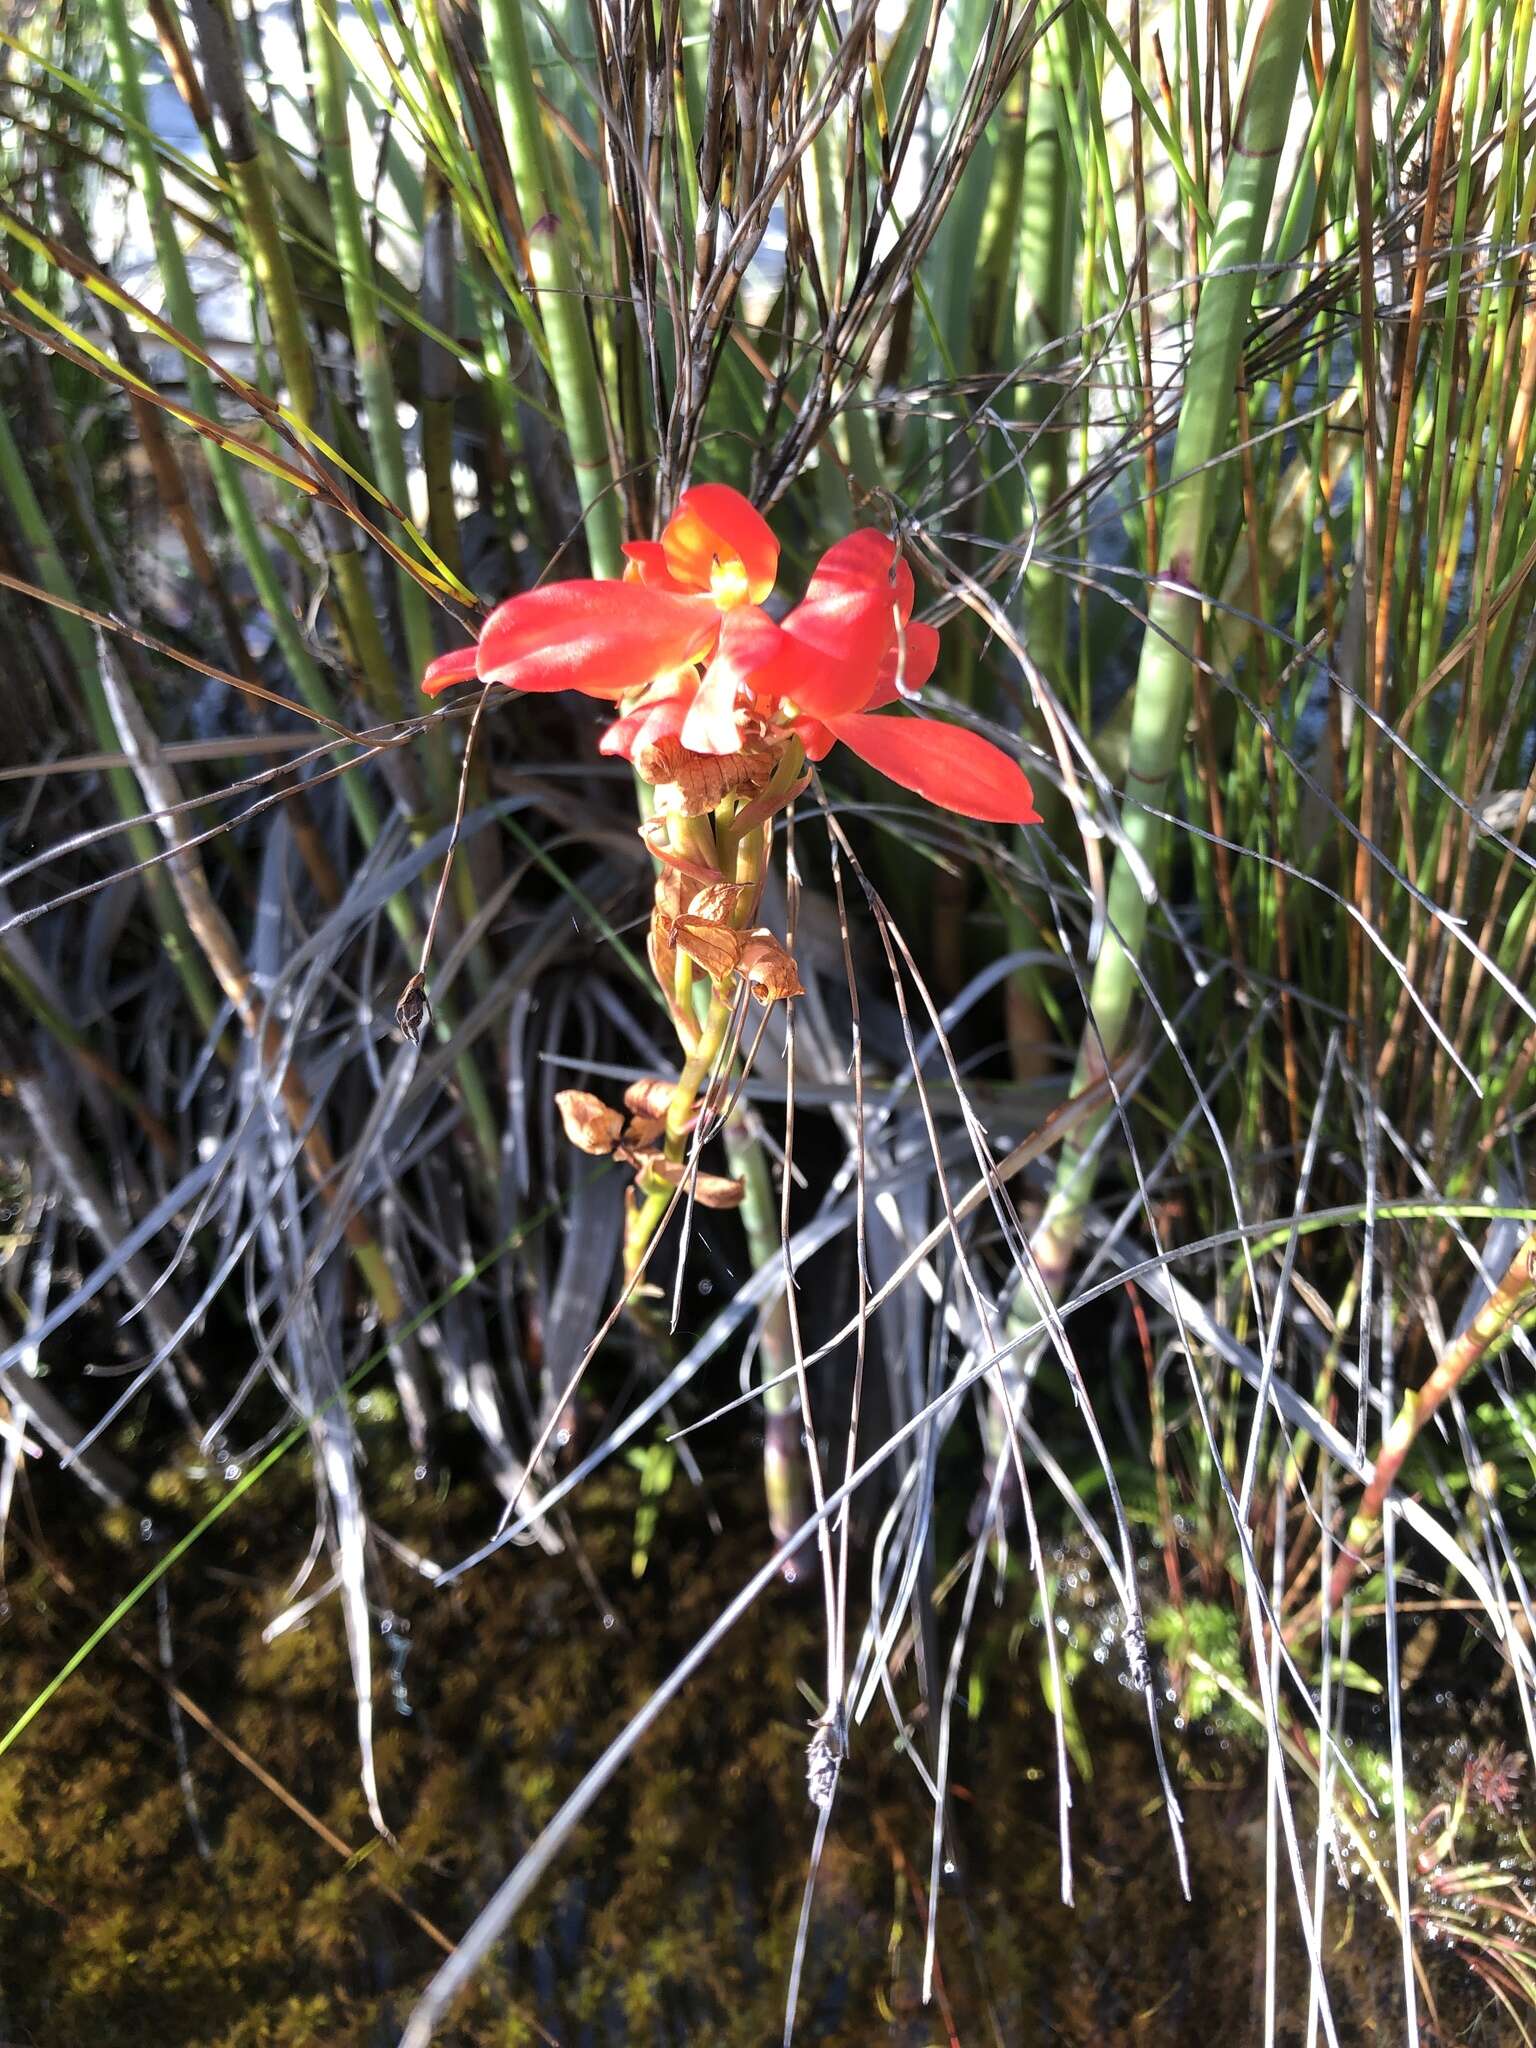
<box><xmin>103</xmin><ymin>0</ymin><xmax>499</xmax><ymax>1173</ymax></box>
<box><xmin>303</xmin><ymin>0</ymin><xmax>438</xmax><ymax>687</ymax></box>
<box><xmin>184</xmin><ymin>0</ymin><xmax>408</xmax><ymax>729</ymax></box>
<box><xmin>0</xmin><ymin>406</ymin><xmax>221</xmax><ymax>1032</ymax></box>
<box><xmin>101</xmin><ymin>0</ymin><xmax>364</xmax><ymax>755</ymax></box>
<box><xmin>723</xmin><ymin>1122</ymin><xmax>809</xmax><ymax>1549</ymax></box>
<box><xmin>482</xmin><ymin>0</ymin><xmax>622</xmax><ymax>577</ymax></box>
<box><xmin>1002</xmin><ymin>28</ymin><xmax>1079</xmax><ymax>1079</ymax></box>
<box><xmin>1034</xmin><ymin>0</ymin><xmax>1315</xmax><ymax>1289</ymax></box>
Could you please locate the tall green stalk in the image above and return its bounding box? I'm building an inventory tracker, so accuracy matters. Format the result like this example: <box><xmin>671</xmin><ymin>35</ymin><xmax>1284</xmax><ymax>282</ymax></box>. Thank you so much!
<box><xmin>304</xmin><ymin>0</ymin><xmax>487</xmax><ymax>969</ymax></box>
<box><xmin>100</xmin><ymin>0</ymin><xmax>364</xmax><ymax>761</ymax></box>
<box><xmin>419</xmin><ymin>168</ymin><xmax>464</xmax><ymax>585</ymax></box>
<box><xmin>482</xmin><ymin>0</ymin><xmax>622</xmax><ymax>577</ymax></box>
<box><xmin>1034</xmin><ymin>0</ymin><xmax>1315</xmax><ymax>1287</ymax></box>
<box><xmin>1013</xmin><ymin>33</ymin><xmax>1078</xmax><ymax>694</ymax></box>
<box><xmin>101</xmin><ymin>0</ymin><xmax>499</xmax><ymax>1172</ymax></box>
<box><xmin>0</xmin><ymin>408</ymin><xmax>221</xmax><ymax>1033</ymax></box>
<box><xmin>181</xmin><ymin>0</ymin><xmax>404</xmax><ymax>727</ymax></box>
<box><xmin>303</xmin><ymin>0</ymin><xmax>437</xmax><ymax>687</ymax></box>
<box><xmin>1000</xmin><ymin>31</ymin><xmax>1080</xmax><ymax>1077</ymax></box>
<box><xmin>723</xmin><ymin>1114</ymin><xmax>809</xmax><ymax>1552</ymax></box>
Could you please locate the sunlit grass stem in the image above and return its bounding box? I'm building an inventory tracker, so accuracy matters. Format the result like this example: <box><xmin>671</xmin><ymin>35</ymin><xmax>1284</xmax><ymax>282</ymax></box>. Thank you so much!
<box><xmin>482</xmin><ymin>0</ymin><xmax>623</xmax><ymax>577</ymax></box>
<box><xmin>0</xmin><ymin>405</ymin><xmax>221</xmax><ymax>1033</ymax></box>
<box><xmin>103</xmin><ymin>0</ymin><xmax>498</xmax><ymax>1174</ymax></box>
<box><xmin>1033</xmin><ymin>0</ymin><xmax>1316</xmax><ymax>1288</ymax></box>
<box><xmin>303</xmin><ymin>0</ymin><xmax>440</xmax><ymax>689</ymax></box>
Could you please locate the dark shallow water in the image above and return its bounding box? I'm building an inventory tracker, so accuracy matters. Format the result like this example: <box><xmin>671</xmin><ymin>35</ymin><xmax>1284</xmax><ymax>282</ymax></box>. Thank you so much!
<box><xmin>0</xmin><ymin>1447</ymin><xmax>1516</xmax><ymax>2047</ymax></box>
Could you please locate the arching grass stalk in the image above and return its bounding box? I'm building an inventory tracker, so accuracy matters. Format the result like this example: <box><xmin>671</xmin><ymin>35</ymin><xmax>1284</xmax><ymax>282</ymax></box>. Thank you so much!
<box><xmin>181</xmin><ymin>0</ymin><xmax>405</xmax><ymax>728</ymax></box>
<box><xmin>1032</xmin><ymin>0</ymin><xmax>1316</xmax><ymax>1293</ymax></box>
<box><xmin>302</xmin><ymin>0</ymin><xmax>490</xmax><ymax>964</ymax></box>
<box><xmin>482</xmin><ymin>0</ymin><xmax>623</xmax><ymax>579</ymax></box>
<box><xmin>99</xmin><ymin>0</ymin><xmax>367</xmax><ymax>775</ymax></box>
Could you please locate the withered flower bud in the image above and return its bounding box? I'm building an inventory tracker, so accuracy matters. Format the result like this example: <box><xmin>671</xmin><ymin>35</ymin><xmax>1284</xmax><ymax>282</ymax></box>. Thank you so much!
<box><xmin>556</xmin><ymin>1089</ymin><xmax>625</xmax><ymax>1156</ymax></box>
<box><xmin>624</xmin><ymin>1077</ymin><xmax>678</xmax><ymax>1120</ymax></box>
<box><xmin>628</xmin><ymin>1151</ymin><xmax>746</xmax><ymax>1208</ymax></box>
<box><xmin>738</xmin><ymin>929</ymin><xmax>805</xmax><ymax>1002</ymax></box>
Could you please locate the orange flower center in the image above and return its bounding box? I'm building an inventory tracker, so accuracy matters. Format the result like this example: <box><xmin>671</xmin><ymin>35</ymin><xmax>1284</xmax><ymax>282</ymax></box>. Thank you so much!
<box><xmin>708</xmin><ymin>556</ymin><xmax>751</xmax><ymax>610</ymax></box>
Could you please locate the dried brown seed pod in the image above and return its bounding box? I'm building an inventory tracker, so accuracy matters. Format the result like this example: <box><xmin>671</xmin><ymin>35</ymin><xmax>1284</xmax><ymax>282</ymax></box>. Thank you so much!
<box><xmin>394</xmin><ymin>972</ymin><xmax>431</xmax><ymax>1045</ymax></box>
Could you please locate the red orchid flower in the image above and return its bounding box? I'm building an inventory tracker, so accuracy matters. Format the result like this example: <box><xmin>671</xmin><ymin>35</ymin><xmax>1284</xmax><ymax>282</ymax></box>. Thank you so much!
<box><xmin>421</xmin><ymin>483</ymin><xmax>778</xmax><ymax>699</ymax></box>
<box><xmin>602</xmin><ymin>531</ymin><xmax>1040</xmax><ymax>826</ymax></box>
<box><xmin>421</xmin><ymin>490</ymin><xmax>1039</xmax><ymax>827</ymax></box>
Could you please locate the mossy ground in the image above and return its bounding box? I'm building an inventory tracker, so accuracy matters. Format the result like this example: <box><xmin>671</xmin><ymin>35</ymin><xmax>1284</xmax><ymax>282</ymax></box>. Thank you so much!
<box><xmin>0</xmin><ymin>1443</ymin><xmax>1512</xmax><ymax>2046</ymax></box>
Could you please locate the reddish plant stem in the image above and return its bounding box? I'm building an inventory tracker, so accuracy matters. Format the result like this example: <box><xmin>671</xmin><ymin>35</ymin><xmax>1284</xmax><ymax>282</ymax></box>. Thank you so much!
<box><xmin>1323</xmin><ymin>1228</ymin><xmax>1536</xmax><ymax>1617</ymax></box>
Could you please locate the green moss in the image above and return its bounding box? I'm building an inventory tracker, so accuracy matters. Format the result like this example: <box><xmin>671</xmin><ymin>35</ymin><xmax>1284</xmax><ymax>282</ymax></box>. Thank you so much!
<box><xmin>0</xmin><ymin>1464</ymin><xmax>1508</xmax><ymax>2045</ymax></box>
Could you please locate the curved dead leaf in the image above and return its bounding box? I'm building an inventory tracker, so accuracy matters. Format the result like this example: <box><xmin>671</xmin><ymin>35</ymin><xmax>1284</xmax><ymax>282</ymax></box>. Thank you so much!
<box><xmin>669</xmin><ymin>913</ymin><xmax>744</xmax><ymax>984</ymax></box>
<box><xmin>686</xmin><ymin>880</ymin><xmax>744</xmax><ymax>925</ymax></box>
<box><xmin>639</xmin><ymin>736</ymin><xmax>776</xmax><ymax>816</ymax></box>
<box><xmin>648</xmin><ymin>864</ymin><xmax>689</xmax><ymax>1011</ymax></box>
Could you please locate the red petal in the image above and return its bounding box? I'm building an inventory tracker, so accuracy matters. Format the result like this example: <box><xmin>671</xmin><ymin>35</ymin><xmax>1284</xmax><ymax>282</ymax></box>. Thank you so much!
<box><xmin>802</xmin><ymin>530</ymin><xmax>916</xmax><ymax>622</ymax></box>
<box><xmin>662</xmin><ymin>485</ymin><xmax>779</xmax><ymax>602</ymax></box>
<box><xmin>476</xmin><ymin>583</ymin><xmax>721</xmax><ymax>700</ymax></box>
<box><xmin>421</xmin><ymin>644</ymin><xmax>480</xmax><ymax>696</ymax></box>
<box><xmin>712</xmin><ymin>602</ymin><xmax>803</xmax><ymax>696</ymax></box>
<box><xmin>621</xmin><ymin>540</ymin><xmax>687</xmax><ymax>591</ymax></box>
<box><xmin>791</xmin><ymin>715</ymin><xmax>836</xmax><ymax>762</ymax></box>
<box><xmin>779</xmin><ymin>596</ymin><xmax>897</xmax><ymax>718</ymax></box>
<box><xmin>826</xmin><ymin>712</ymin><xmax>1041</xmax><ymax>824</ymax></box>
<box><xmin>680</xmin><ymin>604</ymin><xmax>811</xmax><ymax>752</ymax></box>
<box><xmin>777</xmin><ymin>532</ymin><xmax>923</xmax><ymax>719</ymax></box>
<box><xmin>865</xmin><ymin>621</ymin><xmax>941</xmax><ymax>709</ymax></box>
<box><xmin>599</xmin><ymin>673</ymin><xmax>698</xmax><ymax>761</ymax></box>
